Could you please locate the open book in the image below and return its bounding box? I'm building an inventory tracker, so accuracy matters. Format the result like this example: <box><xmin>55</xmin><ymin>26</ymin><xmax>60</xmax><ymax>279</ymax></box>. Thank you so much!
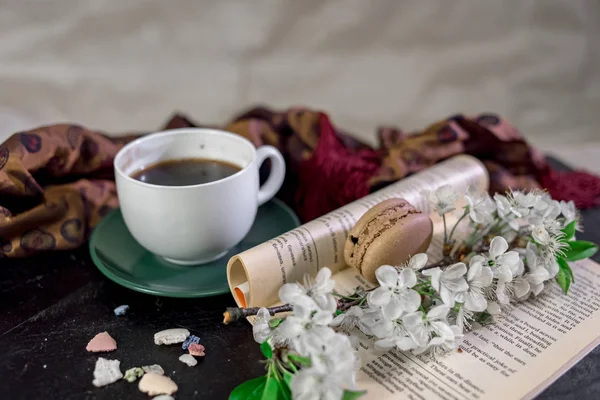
<box><xmin>226</xmin><ymin>155</ymin><xmax>600</xmax><ymax>400</ymax></box>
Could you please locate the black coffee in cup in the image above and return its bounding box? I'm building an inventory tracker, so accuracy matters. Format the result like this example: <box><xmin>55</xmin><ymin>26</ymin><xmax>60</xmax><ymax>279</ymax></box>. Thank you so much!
<box><xmin>131</xmin><ymin>158</ymin><xmax>241</xmax><ymax>186</ymax></box>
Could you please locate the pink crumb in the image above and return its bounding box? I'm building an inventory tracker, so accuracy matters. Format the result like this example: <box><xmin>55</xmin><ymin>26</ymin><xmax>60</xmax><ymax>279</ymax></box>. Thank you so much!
<box><xmin>86</xmin><ymin>331</ymin><xmax>117</xmax><ymax>352</ymax></box>
<box><xmin>188</xmin><ymin>343</ymin><xmax>205</xmax><ymax>357</ymax></box>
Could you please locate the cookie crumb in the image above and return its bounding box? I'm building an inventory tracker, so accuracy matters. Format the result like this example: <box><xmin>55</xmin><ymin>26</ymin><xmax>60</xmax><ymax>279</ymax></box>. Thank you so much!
<box><xmin>86</xmin><ymin>332</ymin><xmax>117</xmax><ymax>353</ymax></box>
<box><xmin>113</xmin><ymin>305</ymin><xmax>129</xmax><ymax>316</ymax></box>
<box><xmin>138</xmin><ymin>373</ymin><xmax>178</xmax><ymax>396</ymax></box>
<box><xmin>188</xmin><ymin>343</ymin><xmax>205</xmax><ymax>357</ymax></box>
<box><xmin>142</xmin><ymin>364</ymin><xmax>165</xmax><ymax>375</ymax></box>
<box><xmin>154</xmin><ymin>328</ymin><xmax>190</xmax><ymax>345</ymax></box>
<box><xmin>123</xmin><ymin>367</ymin><xmax>145</xmax><ymax>383</ymax></box>
<box><xmin>181</xmin><ymin>334</ymin><xmax>200</xmax><ymax>350</ymax></box>
<box><xmin>179</xmin><ymin>354</ymin><xmax>197</xmax><ymax>367</ymax></box>
<box><xmin>92</xmin><ymin>358</ymin><xmax>123</xmax><ymax>387</ymax></box>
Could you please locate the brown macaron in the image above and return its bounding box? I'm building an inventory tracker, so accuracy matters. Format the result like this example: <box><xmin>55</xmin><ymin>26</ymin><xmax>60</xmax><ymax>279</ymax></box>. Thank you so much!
<box><xmin>344</xmin><ymin>198</ymin><xmax>433</xmax><ymax>283</ymax></box>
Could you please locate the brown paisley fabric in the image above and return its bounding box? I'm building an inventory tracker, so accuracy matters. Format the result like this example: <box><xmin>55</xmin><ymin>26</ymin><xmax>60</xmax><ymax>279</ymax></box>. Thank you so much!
<box><xmin>0</xmin><ymin>124</ymin><xmax>137</xmax><ymax>257</ymax></box>
<box><xmin>0</xmin><ymin>107</ymin><xmax>597</xmax><ymax>258</ymax></box>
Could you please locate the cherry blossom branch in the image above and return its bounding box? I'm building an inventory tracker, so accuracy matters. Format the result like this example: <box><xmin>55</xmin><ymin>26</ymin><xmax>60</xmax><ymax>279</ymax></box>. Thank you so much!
<box><xmin>223</xmin><ymin>304</ymin><xmax>293</xmax><ymax>324</ymax></box>
<box><xmin>223</xmin><ymin>293</ymin><xmax>373</xmax><ymax>324</ymax></box>
<box><xmin>448</xmin><ymin>208</ymin><xmax>469</xmax><ymax>244</ymax></box>
<box><xmin>338</xmin><ymin>298</ymin><xmax>363</xmax><ymax>312</ymax></box>
<box><xmin>442</xmin><ymin>215</ymin><xmax>448</xmax><ymax>244</ymax></box>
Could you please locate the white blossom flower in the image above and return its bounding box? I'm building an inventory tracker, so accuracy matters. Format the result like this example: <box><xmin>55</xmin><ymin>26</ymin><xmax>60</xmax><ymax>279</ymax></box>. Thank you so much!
<box><xmin>526</xmin><ymin>241</ymin><xmax>558</xmax><ymax>279</ymax></box>
<box><xmin>523</xmin><ymin>266</ymin><xmax>549</xmax><ymax>297</ymax></box>
<box><xmin>368</xmin><ymin>308</ymin><xmax>419</xmax><ymax>351</ymax></box>
<box><xmin>493</xmin><ymin>194</ymin><xmax>520</xmax><ymax>230</ymax></box>
<box><xmin>499</xmin><ymin>229</ymin><xmax>518</xmax><ymax>247</ymax></box>
<box><xmin>493</xmin><ymin>263</ymin><xmax>524</xmax><ymax>305</ymax></box>
<box><xmin>424</xmin><ymin>185</ymin><xmax>460</xmax><ymax>216</ymax></box>
<box><xmin>471</xmin><ymin>237</ymin><xmax>521</xmax><ymax>305</ymax></box>
<box><xmin>368</xmin><ymin>315</ymin><xmax>402</xmax><ymax>339</ymax></box>
<box><xmin>494</xmin><ymin>194</ymin><xmax>512</xmax><ymax>217</ymax></box>
<box><xmin>559</xmin><ymin>200</ymin><xmax>582</xmax><ymax>232</ymax></box>
<box><xmin>403</xmin><ymin>305</ymin><xmax>454</xmax><ymax>348</ymax></box>
<box><xmin>407</xmin><ymin>253</ymin><xmax>428</xmax><ymax>270</ymax></box>
<box><xmin>291</xmin><ymin>331</ymin><xmax>359</xmax><ymax>400</ymax></box>
<box><xmin>465</xmin><ymin>187</ymin><xmax>496</xmax><ymax>224</ymax></box>
<box><xmin>330</xmin><ymin>306</ymin><xmax>372</xmax><ymax>334</ymax></box>
<box><xmin>526</xmin><ymin>222</ymin><xmax>567</xmax><ymax>268</ymax></box>
<box><xmin>374</xmin><ymin>331</ymin><xmax>418</xmax><ymax>351</ymax></box>
<box><xmin>277</xmin><ymin>303</ymin><xmax>333</xmax><ymax>355</ymax></box>
<box><xmin>279</xmin><ymin>267</ymin><xmax>336</xmax><ymax>312</ymax></box>
<box><xmin>252</xmin><ymin>307</ymin><xmax>271</xmax><ymax>344</ymax></box>
<box><xmin>509</xmin><ymin>191</ymin><xmax>541</xmax><ymax>217</ymax></box>
<box><xmin>511</xmin><ymin>275</ymin><xmax>531</xmax><ymax>301</ymax></box>
<box><xmin>291</xmin><ymin>338</ymin><xmax>358</xmax><ymax>400</ymax></box>
<box><xmin>423</xmin><ymin>263</ymin><xmax>468</xmax><ymax>307</ymax></box>
<box><xmin>526</xmin><ymin>198</ymin><xmax>564</xmax><ymax>242</ymax></box>
<box><xmin>291</xmin><ymin>367</ymin><xmax>344</xmax><ymax>400</ymax></box>
<box><xmin>540</xmin><ymin>237</ymin><xmax>568</xmax><ymax>266</ymax></box>
<box><xmin>513</xmin><ymin>191</ymin><xmax>540</xmax><ymax>208</ymax></box>
<box><xmin>529</xmin><ymin>197</ymin><xmax>562</xmax><ymax>227</ymax></box>
<box><xmin>486</xmin><ymin>255</ymin><xmax>529</xmax><ymax>305</ymax></box>
<box><xmin>453</xmin><ymin>305</ymin><xmax>474</xmax><ymax>331</ymax></box>
<box><xmin>560</xmin><ymin>200</ymin><xmax>577</xmax><ymax>225</ymax></box>
<box><xmin>514</xmin><ymin>257</ymin><xmax>525</xmax><ymax>276</ymax></box>
<box><xmin>543</xmin><ymin>199</ymin><xmax>562</xmax><ymax>221</ymax></box>
<box><xmin>525</xmin><ymin>241</ymin><xmax>539</xmax><ymax>270</ymax></box>
<box><xmin>472</xmin><ymin>237</ymin><xmax>520</xmax><ymax>275</ymax></box>
<box><xmin>367</xmin><ymin>266</ymin><xmax>421</xmax><ymax>319</ymax></box>
<box><xmin>353</xmin><ymin>305</ymin><xmax>386</xmax><ymax>336</ymax></box>
<box><xmin>487</xmin><ymin>301</ymin><xmax>502</xmax><ymax>315</ymax></box>
<box><xmin>455</xmin><ymin>257</ymin><xmax>493</xmax><ymax>312</ymax></box>
<box><xmin>304</xmin><ymin>331</ymin><xmax>359</xmax><ymax>373</ymax></box>
<box><xmin>413</xmin><ymin>325</ymin><xmax>464</xmax><ymax>357</ymax></box>
<box><xmin>532</xmin><ymin>225</ymin><xmax>550</xmax><ymax>245</ymax></box>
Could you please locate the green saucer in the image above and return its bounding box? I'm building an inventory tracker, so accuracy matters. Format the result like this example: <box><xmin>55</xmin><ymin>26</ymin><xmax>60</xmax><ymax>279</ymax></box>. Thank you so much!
<box><xmin>89</xmin><ymin>198</ymin><xmax>300</xmax><ymax>298</ymax></box>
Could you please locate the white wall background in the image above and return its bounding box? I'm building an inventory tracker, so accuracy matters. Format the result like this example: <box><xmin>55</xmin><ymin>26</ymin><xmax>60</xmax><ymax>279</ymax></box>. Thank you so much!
<box><xmin>0</xmin><ymin>0</ymin><xmax>599</xmax><ymax>171</ymax></box>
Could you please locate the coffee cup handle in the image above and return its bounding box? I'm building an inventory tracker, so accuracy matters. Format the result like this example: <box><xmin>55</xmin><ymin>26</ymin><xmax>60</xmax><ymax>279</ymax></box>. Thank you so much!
<box><xmin>256</xmin><ymin>146</ymin><xmax>286</xmax><ymax>206</ymax></box>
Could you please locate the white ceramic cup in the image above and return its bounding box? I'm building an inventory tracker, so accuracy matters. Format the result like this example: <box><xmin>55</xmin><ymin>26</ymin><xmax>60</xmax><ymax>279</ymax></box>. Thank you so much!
<box><xmin>114</xmin><ymin>128</ymin><xmax>286</xmax><ymax>265</ymax></box>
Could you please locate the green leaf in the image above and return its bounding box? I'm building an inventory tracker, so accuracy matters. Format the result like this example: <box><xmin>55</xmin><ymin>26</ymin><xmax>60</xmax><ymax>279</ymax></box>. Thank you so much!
<box><xmin>561</xmin><ymin>220</ymin><xmax>577</xmax><ymax>241</ymax></box>
<box><xmin>564</xmin><ymin>240</ymin><xmax>599</xmax><ymax>261</ymax></box>
<box><xmin>248</xmin><ymin>365</ymin><xmax>290</xmax><ymax>400</ymax></box>
<box><xmin>229</xmin><ymin>376</ymin><xmax>267</xmax><ymax>400</ymax></box>
<box><xmin>269</xmin><ymin>318</ymin><xmax>283</xmax><ymax>328</ymax></box>
<box><xmin>282</xmin><ymin>370</ymin><xmax>294</xmax><ymax>387</ymax></box>
<box><xmin>555</xmin><ymin>259</ymin><xmax>571</xmax><ymax>294</ymax></box>
<box><xmin>277</xmin><ymin>381</ymin><xmax>292</xmax><ymax>400</ymax></box>
<box><xmin>248</xmin><ymin>381</ymin><xmax>267</xmax><ymax>400</ymax></box>
<box><xmin>261</xmin><ymin>375</ymin><xmax>281</xmax><ymax>400</ymax></box>
<box><xmin>342</xmin><ymin>390</ymin><xmax>367</xmax><ymax>400</ymax></box>
<box><xmin>273</xmin><ymin>371</ymin><xmax>292</xmax><ymax>400</ymax></box>
<box><xmin>260</xmin><ymin>341</ymin><xmax>273</xmax><ymax>359</ymax></box>
<box><xmin>475</xmin><ymin>311</ymin><xmax>493</xmax><ymax>326</ymax></box>
<box><xmin>557</xmin><ymin>257</ymin><xmax>575</xmax><ymax>284</ymax></box>
<box><xmin>288</xmin><ymin>354</ymin><xmax>311</xmax><ymax>367</ymax></box>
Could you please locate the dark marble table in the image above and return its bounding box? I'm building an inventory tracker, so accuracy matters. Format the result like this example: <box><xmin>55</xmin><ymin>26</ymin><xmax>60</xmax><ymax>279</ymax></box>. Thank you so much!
<box><xmin>2</xmin><ymin>158</ymin><xmax>600</xmax><ymax>400</ymax></box>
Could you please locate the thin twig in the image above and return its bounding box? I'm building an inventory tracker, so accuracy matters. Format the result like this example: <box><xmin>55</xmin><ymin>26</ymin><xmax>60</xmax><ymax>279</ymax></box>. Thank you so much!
<box><xmin>223</xmin><ymin>304</ymin><xmax>293</xmax><ymax>324</ymax></box>
<box><xmin>338</xmin><ymin>298</ymin><xmax>362</xmax><ymax>312</ymax></box>
<box><xmin>448</xmin><ymin>209</ymin><xmax>469</xmax><ymax>244</ymax></box>
<box><xmin>442</xmin><ymin>215</ymin><xmax>448</xmax><ymax>244</ymax></box>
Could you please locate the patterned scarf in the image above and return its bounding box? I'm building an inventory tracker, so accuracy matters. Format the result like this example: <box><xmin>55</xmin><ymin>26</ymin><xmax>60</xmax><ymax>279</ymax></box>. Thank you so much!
<box><xmin>0</xmin><ymin>107</ymin><xmax>598</xmax><ymax>257</ymax></box>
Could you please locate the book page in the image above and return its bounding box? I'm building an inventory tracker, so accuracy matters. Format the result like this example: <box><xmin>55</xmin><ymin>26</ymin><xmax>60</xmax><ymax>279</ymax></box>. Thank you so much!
<box><xmin>346</xmin><ymin>258</ymin><xmax>600</xmax><ymax>400</ymax></box>
<box><xmin>227</xmin><ymin>155</ymin><xmax>489</xmax><ymax>308</ymax></box>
